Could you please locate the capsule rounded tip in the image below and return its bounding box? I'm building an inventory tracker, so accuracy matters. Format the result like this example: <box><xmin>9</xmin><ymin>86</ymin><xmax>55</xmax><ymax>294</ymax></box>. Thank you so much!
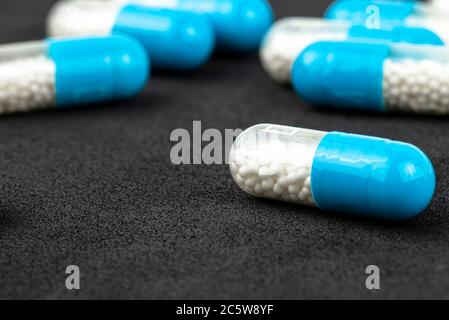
<box><xmin>115</xmin><ymin>7</ymin><xmax>215</xmax><ymax>70</ymax></box>
<box><xmin>173</xmin><ymin>13</ymin><xmax>215</xmax><ymax>70</ymax></box>
<box><xmin>291</xmin><ymin>42</ymin><xmax>330</xmax><ymax>106</ymax></box>
<box><xmin>217</xmin><ymin>0</ymin><xmax>274</xmax><ymax>52</ymax></box>
<box><xmin>46</xmin><ymin>0</ymin><xmax>122</xmax><ymax>37</ymax></box>
<box><xmin>382</xmin><ymin>142</ymin><xmax>436</xmax><ymax>220</ymax></box>
<box><xmin>46</xmin><ymin>0</ymin><xmax>79</xmax><ymax>37</ymax></box>
<box><xmin>324</xmin><ymin>0</ymin><xmax>364</xmax><ymax>21</ymax></box>
<box><xmin>109</xmin><ymin>35</ymin><xmax>150</xmax><ymax>99</ymax></box>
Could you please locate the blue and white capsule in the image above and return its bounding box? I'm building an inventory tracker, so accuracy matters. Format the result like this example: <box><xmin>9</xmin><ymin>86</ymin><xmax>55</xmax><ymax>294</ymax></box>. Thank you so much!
<box><xmin>125</xmin><ymin>0</ymin><xmax>274</xmax><ymax>52</ymax></box>
<box><xmin>292</xmin><ymin>41</ymin><xmax>449</xmax><ymax>114</ymax></box>
<box><xmin>261</xmin><ymin>17</ymin><xmax>444</xmax><ymax>84</ymax></box>
<box><xmin>325</xmin><ymin>0</ymin><xmax>449</xmax><ymax>44</ymax></box>
<box><xmin>0</xmin><ymin>35</ymin><xmax>149</xmax><ymax>114</ymax></box>
<box><xmin>229</xmin><ymin>124</ymin><xmax>435</xmax><ymax>220</ymax></box>
<box><xmin>47</xmin><ymin>0</ymin><xmax>215</xmax><ymax>70</ymax></box>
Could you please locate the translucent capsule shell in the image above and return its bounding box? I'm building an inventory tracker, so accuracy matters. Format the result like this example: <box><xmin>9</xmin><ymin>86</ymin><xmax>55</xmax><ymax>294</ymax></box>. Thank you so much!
<box><xmin>260</xmin><ymin>18</ymin><xmax>349</xmax><ymax>84</ymax></box>
<box><xmin>0</xmin><ymin>35</ymin><xmax>149</xmax><ymax>114</ymax></box>
<box><xmin>230</xmin><ymin>124</ymin><xmax>436</xmax><ymax>220</ymax></box>
<box><xmin>0</xmin><ymin>42</ymin><xmax>55</xmax><ymax>114</ymax></box>
<box><xmin>229</xmin><ymin>124</ymin><xmax>325</xmax><ymax>207</ymax></box>
<box><xmin>383</xmin><ymin>44</ymin><xmax>449</xmax><ymax>113</ymax></box>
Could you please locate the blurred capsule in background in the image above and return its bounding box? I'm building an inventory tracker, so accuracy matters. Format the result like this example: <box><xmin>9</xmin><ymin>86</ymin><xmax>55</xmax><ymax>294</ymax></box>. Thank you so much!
<box><xmin>115</xmin><ymin>0</ymin><xmax>274</xmax><ymax>52</ymax></box>
<box><xmin>47</xmin><ymin>0</ymin><xmax>215</xmax><ymax>70</ymax></box>
<box><xmin>229</xmin><ymin>124</ymin><xmax>435</xmax><ymax>220</ymax></box>
<box><xmin>0</xmin><ymin>35</ymin><xmax>149</xmax><ymax>115</ymax></box>
<box><xmin>291</xmin><ymin>41</ymin><xmax>449</xmax><ymax>114</ymax></box>
<box><xmin>360</xmin><ymin>0</ymin><xmax>449</xmax><ymax>11</ymax></box>
<box><xmin>325</xmin><ymin>0</ymin><xmax>449</xmax><ymax>44</ymax></box>
<box><xmin>260</xmin><ymin>17</ymin><xmax>444</xmax><ymax>84</ymax></box>
<box><xmin>430</xmin><ymin>0</ymin><xmax>449</xmax><ymax>10</ymax></box>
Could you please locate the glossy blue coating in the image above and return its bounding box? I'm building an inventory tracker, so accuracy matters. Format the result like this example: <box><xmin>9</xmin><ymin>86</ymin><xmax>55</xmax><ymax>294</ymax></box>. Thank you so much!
<box><xmin>48</xmin><ymin>35</ymin><xmax>149</xmax><ymax>107</ymax></box>
<box><xmin>114</xmin><ymin>5</ymin><xmax>214</xmax><ymax>70</ymax></box>
<box><xmin>176</xmin><ymin>0</ymin><xmax>274</xmax><ymax>52</ymax></box>
<box><xmin>348</xmin><ymin>25</ymin><xmax>444</xmax><ymax>45</ymax></box>
<box><xmin>325</xmin><ymin>0</ymin><xmax>416</xmax><ymax>25</ymax></box>
<box><xmin>311</xmin><ymin>132</ymin><xmax>436</xmax><ymax>220</ymax></box>
<box><xmin>291</xmin><ymin>41</ymin><xmax>390</xmax><ymax>112</ymax></box>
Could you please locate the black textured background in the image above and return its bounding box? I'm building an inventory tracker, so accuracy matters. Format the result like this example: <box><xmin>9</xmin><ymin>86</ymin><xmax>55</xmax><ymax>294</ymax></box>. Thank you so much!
<box><xmin>0</xmin><ymin>0</ymin><xmax>448</xmax><ymax>300</ymax></box>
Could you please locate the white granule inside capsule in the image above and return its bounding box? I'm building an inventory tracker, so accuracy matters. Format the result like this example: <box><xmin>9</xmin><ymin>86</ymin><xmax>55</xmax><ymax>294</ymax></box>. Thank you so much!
<box><xmin>383</xmin><ymin>58</ymin><xmax>449</xmax><ymax>114</ymax></box>
<box><xmin>0</xmin><ymin>56</ymin><xmax>56</xmax><ymax>114</ymax></box>
<box><xmin>260</xmin><ymin>19</ymin><xmax>347</xmax><ymax>84</ymax></box>
<box><xmin>260</xmin><ymin>30</ymin><xmax>310</xmax><ymax>84</ymax></box>
<box><xmin>229</xmin><ymin>145</ymin><xmax>315</xmax><ymax>206</ymax></box>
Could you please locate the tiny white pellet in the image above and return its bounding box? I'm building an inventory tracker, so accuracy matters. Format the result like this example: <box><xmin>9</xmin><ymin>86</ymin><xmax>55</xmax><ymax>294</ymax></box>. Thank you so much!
<box><xmin>239</xmin><ymin>165</ymin><xmax>258</xmax><ymax>178</ymax></box>
<box><xmin>288</xmin><ymin>184</ymin><xmax>300</xmax><ymax>194</ymax></box>
<box><xmin>261</xmin><ymin>178</ymin><xmax>274</xmax><ymax>191</ymax></box>
<box><xmin>245</xmin><ymin>176</ymin><xmax>258</xmax><ymax>188</ymax></box>
<box><xmin>254</xmin><ymin>184</ymin><xmax>263</xmax><ymax>194</ymax></box>
<box><xmin>0</xmin><ymin>56</ymin><xmax>56</xmax><ymax>114</ymax></box>
<box><xmin>383</xmin><ymin>57</ymin><xmax>449</xmax><ymax>114</ymax></box>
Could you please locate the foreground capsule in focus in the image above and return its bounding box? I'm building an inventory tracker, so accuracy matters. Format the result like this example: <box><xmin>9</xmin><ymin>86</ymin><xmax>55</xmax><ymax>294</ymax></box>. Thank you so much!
<box><xmin>292</xmin><ymin>41</ymin><xmax>449</xmax><ymax>114</ymax></box>
<box><xmin>47</xmin><ymin>0</ymin><xmax>214</xmax><ymax>70</ymax></box>
<box><xmin>261</xmin><ymin>17</ymin><xmax>444</xmax><ymax>84</ymax></box>
<box><xmin>229</xmin><ymin>124</ymin><xmax>435</xmax><ymax>220</ymax></box>
<box><xmin>128</xmin><ymin>0</ymin><xmax>274</xmax><ymax>52</ymax></box>
<box><xmin>325</xmin><ymin>0</ymin><xmax>449</xmax><ymax>44</ymax></box>
<box><xmin>0</xmin><ymin>35</ymin><xmax>149</xmax><ymax>114</ymax></box>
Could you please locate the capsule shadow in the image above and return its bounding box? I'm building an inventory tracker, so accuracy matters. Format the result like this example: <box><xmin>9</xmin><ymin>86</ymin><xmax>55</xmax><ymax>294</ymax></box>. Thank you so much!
<box><xmin>305</xmin><ymin>103</ymin><xmax>449</xmax><ymax>123</ymax></box>
<box><xmin>0</xmin><ymin>208</ymin><xmax>26</xmax><ymax>232</ymax></box>
<box><xmin>212</xmin><ymin>51</ymin><xmax>257</xmax><ymax>62</ymax></box>
<box><xmin>251</xmin><ymin>196</ymin><xmax>431</xmax><ymax>229</ymax></box>
<box><xmin>151</xmin><ymin>68</ymin><xmax>209</xmax><ymax>79</ymax></box>
<box><xmin>0</xmin><ymin>91</ymin><xmax>170</xmax><ymax>120</ymax></box>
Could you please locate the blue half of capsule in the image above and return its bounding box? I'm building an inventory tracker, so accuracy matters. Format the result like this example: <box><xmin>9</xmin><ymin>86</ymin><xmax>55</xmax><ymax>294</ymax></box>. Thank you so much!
<box><xmin>114</xmin><ymin>5</ymin><xmax>215</xmax><ymax>70</ymax></box>
<box><xmin>325</xmin><ymin>0</ymin><xmax>416</xmax><ymax>24</ymax></box>
<box><xmin>176</xmin><ymin>0</ymin><xmax>274</xmax><ymax>52</ymax></box>
<box><xmin>291</xmin><ymin>41</ymin><xmax>389</xmax><ymax>112</ymax></box>
<box><xmin>347</xmin><ymin>25</ymin><xmax>443</xmax><ymax>45</ymax></box>
<box><xmin>48</xmin><ymin>35</ymin><xmax>149</xmax><ymax>107</ymax></box>
<box><xmin>311</xmin><ymin>131</ymin><xmax>436</xmax><ymax>220</ymax></box>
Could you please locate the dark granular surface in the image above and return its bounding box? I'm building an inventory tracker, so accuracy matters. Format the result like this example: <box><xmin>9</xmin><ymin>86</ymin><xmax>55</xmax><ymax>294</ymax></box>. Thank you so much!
<box><xmin>0</xmin><ymin>0</ymin><xmax>448</xmax><ymax>299</ymax></box>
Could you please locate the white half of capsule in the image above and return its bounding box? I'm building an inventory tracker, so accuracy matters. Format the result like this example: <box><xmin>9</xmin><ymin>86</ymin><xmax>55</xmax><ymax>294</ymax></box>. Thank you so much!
<box><xmin>229</xmin><ymin>124</ymin><xmax>325</xmax><ymax>206</ymax></box>
<box><xmin>430</xmin><ymin>0</ymin><xmax>449</xmax><ymax>10</ymax></box>
<box><xmin>260</xmin><ymin>18</ymin><xmax>350</xmax><ymax>84</ymax></box>
<box><xmin>383</xmin><ymin>44</ymin><xmax>449</xmax><ymax>114</ymax></box>
<box><xmin>47</xmin><ymin>0</ymin><xmax>124</xmax><ymax>37</ymax></box>
<box><xmin>0</xmin><ymin>42</ymin><xmax>56</xmax><ymax>114</ymax></box>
